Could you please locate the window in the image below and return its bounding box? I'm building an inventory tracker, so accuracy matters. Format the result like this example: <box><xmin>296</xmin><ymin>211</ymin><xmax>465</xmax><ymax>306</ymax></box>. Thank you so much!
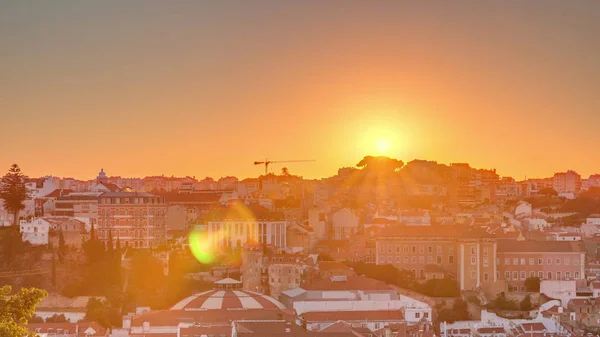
<box><xmin>471</xmin><ymin>271</ymin><xmax>476</xmax><ymax>280</ymax></box>
<box><xmin>483</xmin><ymin>247</ymin><xmax>488</xmax><ymax>256</ymax></box>
<box><xmin>412</xmin><ymin>246</ymin><xmax>416</xmax><ymax>253</ymax></box>
<box><xmin>520</xmin><ymin>258</ymin><xmax>526</xmax><ymax>265</ymax></box>
<box><xmin>483</xmin><ymin>257</ymin><xmax>489</xmax><ymax>267</ymax></box>
<box><xmin>404</xmin><ymin>257</ymin><xmax>409</xmax><ymax>264</ymax></box>
<box><xmin>513</xmin><ymin>271</ymin><xmax>518</xmax><ymax>280</ymax></box>
<box><xmin>575</xmin><ymin>272</ymin><xmax>580</xmax><ymax>279</ymax></box>
<box><xmin>415</xmin><ymin>312</ymin><xmax>421</xmax><ymax>318</ymax></box>
<box><xmin>436</xmin><ymin>256</ymin><xmax>442</xmax><ymax>264</ymax></box>
<box><xmin>404</xmin><ymin>246</ymin><xmax>409</xmax><ymax>253</ymax></box>
<box><xmin>411</xmin><ymin>256</ymin><xmax>416</xmax><ymax>263</ymax></box>
<box><xmin>424</xmin><ymin>312</ymin><xmax>429</xmax><ymax>319</ymax></box>
<box><xmin>419</xmin><ymin>245</ymin><xmax>424</xmax><ymax>254</ymax></box>
<box><xmin>547</xmin><ymin>258</ymin><xmax>552</xmax><ymax>265</ymax></box>
<box><xmin>505</xmin><ymin>258</ymin><xmax>510</xmax><ymax>265</ymax></box>
<box><xmin>379</xmin><ymin>257</ymin><xmax>385</xmax><ymax>264</ymax></box>
<box><xmin>396</xmin><ymin>246</ymin><xmax>401</xmax><ymax>253</ymax></box>
<box><xmin>449</xmin><ymin>256</ymin><xmax>454</xmax><ymax>263</ymax></box>
<box><xmin>555</xmin><ymin>258</ymin><xmax>561</xmax><ymax>265</ymax></box>
<box><xmin>396</xmin><ymin>256</ymin><xmax>401</xmax><ymax>263</ymax></box>
<box><xmin>557</xmin><ymin>271</ymin><xmax>561</xmax><ymax>280</ymax></box>
<box><xmin>513</xmin><ymin>258</ymin><xmax>519</xmax><ymax>265</ymax></box>
<box><xmin>574</xmin><ymin>258</ymin><xmax>579</xmax><ymax>265</ymax></box>
<box><xmin>538</xmin><ymin>271</ymin><xmax>543</xmax><ymax>279</ymax></box>
<box><xmin>388</xmin><ymin>245</ymin><xmax>392</xmax><ymax>253</ymax></box>
<box><xmin>529</xmin><ymin>258</ymin><xmax>535</xmax><ymax>265</ymax></box>
<box><xmin>565</xmin><ymin>258</ymin><xmax>570</xmax><ymax>265</ymax></box>
<box><xmin>419</xmin><ymin>256</ymin><xmax>424</xmax><ymax>263</ymax></box>
<box><xmin>484</xmin><ymin>272</ymin><xmax>489</xmax><ymax>281</ymax></box>
<box><xmin>388</xmin><ymin>256</ymin><xmax>393</xmax><ymax>263</ymax></box>
<box><xmin>520</xmin><ymin>271</ymin><xmax>526</xmax><ymax>280</ymax></box>
<box><xmin>428</xmin><ymin>245</ymin><xmax>433</xmax><ymax>253</ymax></box>
<box><xmin>530</xmin><ymin>271</ymin><xmax>535</xmax><ymax>278</ymax></box>
<box><xmin>566</xmin><ymin>272</ymin><xmax>571</xmax><ymax>279</ymax></box>
<box><xmin>471</xmin><ymin>247</ymin><xmax>476</xmax><ymax>255</ymax></box>
<box><xmin>505</xmin><ymin>271</ymin><xmax>510</xmax><ymax>279</ymax></box>
<box><xmin>437</xmin><ymin>246</ymin><xmax>442</xmax><ymax>254</ymax></box>
<box><xmin>547</xmin><ymin>272</ymin><xmax>552</xmax><ymax>280</ymax></box>
<box><xmin>428</xmin><ymin>256</ymin><xmax>433</xmax><ymax>263</ymax></box>
<box><xmin>471</xmin><ymin>257</ymin><xmax>476</xmax><ymax>265</ymax></box>
<box><xmin>538</xmin><ymin>258</ymin><xmax>543</xmax><ymax>265</ymax></box>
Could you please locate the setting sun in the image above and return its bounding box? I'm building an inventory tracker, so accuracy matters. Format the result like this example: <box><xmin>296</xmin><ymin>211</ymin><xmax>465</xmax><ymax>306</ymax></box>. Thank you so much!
<box><xmin>375</xmin><ymin>138</ymin><xmax>392</xmax><ymax>154</ymax></box>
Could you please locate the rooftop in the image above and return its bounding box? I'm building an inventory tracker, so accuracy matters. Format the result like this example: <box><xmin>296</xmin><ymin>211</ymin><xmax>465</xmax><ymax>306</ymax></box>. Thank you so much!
<box><xmin>303</xmin><ymin>275</ymin><xmax>391</xmax><ymax>291</ymax></box>
<box><xmin>498</xmin><ymin>240</ymin><xmax>585</xmax><ymax>253</ymax></box>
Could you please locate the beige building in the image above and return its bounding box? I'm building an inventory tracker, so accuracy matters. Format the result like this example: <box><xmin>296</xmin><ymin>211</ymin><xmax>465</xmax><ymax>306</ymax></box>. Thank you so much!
<box><xmin>331</xmin><ymin>208</ymin><xmax>360</xmax><ymax>240</ymax></box>
<box><xmin>97</xmin><ymin>192</ymin><xmax>167</xmax><ymax>249</ymax></box>
<box><xmin>375</xmin><ymin>225</ymin><xmax>497</xmax><ymax>291</ymax></box>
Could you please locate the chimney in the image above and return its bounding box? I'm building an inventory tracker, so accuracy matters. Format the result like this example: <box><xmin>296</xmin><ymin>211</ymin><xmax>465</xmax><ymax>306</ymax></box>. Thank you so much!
<box><xmin>286</xmin><ymin>321</ymin><xmax>292</xmax><ymax>333</ymax></box>
<box><xmin>122</xmin><ymin>315</ymin><xmax>132</xmax><ymax>329</ymax></box>
<box><xmin>142</xmin><ymin>321</ymin><xmax>150</xmax><ymax>332</ymax></box>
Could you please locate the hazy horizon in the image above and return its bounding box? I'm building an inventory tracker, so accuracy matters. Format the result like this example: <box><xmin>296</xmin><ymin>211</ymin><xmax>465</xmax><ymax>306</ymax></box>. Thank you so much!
<box><xmin>2</xmin><ymin>1</ymin><xmax>599</xmax><ymax>180</ymax></box>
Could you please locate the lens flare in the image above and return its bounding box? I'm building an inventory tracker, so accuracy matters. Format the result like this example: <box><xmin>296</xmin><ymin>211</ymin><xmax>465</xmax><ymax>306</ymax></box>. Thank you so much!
<box><xmin>188</xmin><ymin>230</ymin><xmax>215</xmax><ymax>264</ymax></box>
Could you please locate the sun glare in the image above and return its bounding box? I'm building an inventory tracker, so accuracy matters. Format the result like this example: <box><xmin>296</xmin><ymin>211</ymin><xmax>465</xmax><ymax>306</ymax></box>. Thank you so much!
<box><xmin>375</xmin><ymin>138</ymin><xmax>392</xmax><ymax>154</ymax></box>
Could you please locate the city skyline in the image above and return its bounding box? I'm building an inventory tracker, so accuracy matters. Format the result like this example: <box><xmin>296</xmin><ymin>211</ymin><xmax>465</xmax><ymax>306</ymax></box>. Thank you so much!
<box><xmin>2</xmin><ymin>1</ymin><xmax>600</xmax><ymax>180</ymax></box>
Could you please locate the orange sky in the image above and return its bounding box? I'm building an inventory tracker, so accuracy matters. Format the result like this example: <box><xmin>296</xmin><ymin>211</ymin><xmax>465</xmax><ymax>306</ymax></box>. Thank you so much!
<box><xmin>1</xmin><ymin>1</ymin><xmax>599</xmax><ymax>180</ymax></box>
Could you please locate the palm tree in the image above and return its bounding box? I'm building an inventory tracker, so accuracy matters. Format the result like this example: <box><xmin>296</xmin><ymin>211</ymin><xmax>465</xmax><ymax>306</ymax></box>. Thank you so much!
<box><xmin>0</xmin><ymin>164</ymin><xmax>30</xmax><ymax>227</ymax></box>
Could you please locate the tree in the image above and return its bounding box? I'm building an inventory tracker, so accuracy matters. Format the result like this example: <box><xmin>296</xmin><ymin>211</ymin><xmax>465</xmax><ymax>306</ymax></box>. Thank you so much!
<box><xmin>438</xmin><ymin>299</ymin><xmax>470</xmax><ymax>323</ymax></box>
<box><xmin>45</xmin><ymin>314</ymin><xmax>67</xmax><ymax>323</ymax></box>
<box><xmin>524</xmin><ymin>277</ymin><xmax>540</xmax><ymax>292</ymax></box>
<box><xmin>51</xmin><ymin>253</ymin><xmax>57</xmax><ymax>288</ymax></box>
<box><xmin>537</xmin><ymin>188</ymin><xmax>558</xmax><ymax>196</ymax></box>
<box><xmin>84</xmin><ymin>297</ymin><xmax>120</xmax><ymax>329</ymax></box>
<box><xmin>281</xmin><ymin>167</ymin><xmax>290</xmax><ymax>176</ymax></box>
<box><xmin>82</xmin><ymin>224</ymin><xmax>105</xmax><ymax>264</ymax></box>
<box><xmin>317</xmin><ymin>253</ymin><xmax>335</xmax><ymax>262</ymax></box>
<box><xmin>0</xmin><ymin>164</ymin><xmax>30</xmax><ymax>227</ymax></box>
<box><xmin>356</xmin><ymin>156</ymin><xmax>404</xmax><ymax>172</ymax></box>
<box><xmin>520</xmin><ymin>294</ymin><xmax>533</xmax><ymax>311</ymax></box>
<box><xmin>58</xmin><ymin>230</ymin><xmax>66</xmax><ymax>263</ymax></box>
<box><xmin>0</xmin><ymin>285</ymin><xmax>48</xmax><ymax>337</ymax></box>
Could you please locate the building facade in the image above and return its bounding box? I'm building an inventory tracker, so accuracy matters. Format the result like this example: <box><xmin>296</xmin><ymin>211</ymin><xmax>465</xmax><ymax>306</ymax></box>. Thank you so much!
<box><xmin>206</xmin><ymin>204</ymin><xmax>287</xmax><ymax>249</ymax></box>
<box><xmin>97</xmin><ymin>192</ymin><xmax>167</xmax><ymax>249</ymax></box>
<box><xmin>497</xmin><ymin>241</ymin><xmax>586</xmax><ymax>291</ymax></box>
<box><xmin>375</xmin><ymin>226</ymin><xmax>497</xmax><ymax>291</ymax></box>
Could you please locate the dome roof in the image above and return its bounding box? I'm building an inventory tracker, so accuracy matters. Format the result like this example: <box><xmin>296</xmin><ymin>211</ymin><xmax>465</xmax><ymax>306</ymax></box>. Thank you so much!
<box><xmin>170</xmin><ymin>290</ymin><xmax>286</xmax><ymax>311</ymax></box>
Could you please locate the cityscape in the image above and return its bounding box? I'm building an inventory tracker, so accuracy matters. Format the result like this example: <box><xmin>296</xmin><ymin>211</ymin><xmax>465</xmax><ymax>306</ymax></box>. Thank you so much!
<box><xmin>2</xmin><ymin>1</ymin><xmax>600</xmax><ymax>337</ymax></box>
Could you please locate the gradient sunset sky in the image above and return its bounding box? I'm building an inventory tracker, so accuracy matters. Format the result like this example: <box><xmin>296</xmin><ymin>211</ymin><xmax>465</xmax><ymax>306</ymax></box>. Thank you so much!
<box><xmin>1</xmin><ymin>1</ymin><xmax>599</xmax><ymax>180</ymax></box>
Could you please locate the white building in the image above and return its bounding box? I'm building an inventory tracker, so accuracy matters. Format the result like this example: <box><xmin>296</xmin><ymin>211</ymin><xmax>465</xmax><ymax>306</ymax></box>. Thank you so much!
<box><xmin>399</xmin><ymin>210</ymin><xmax>431</xmax><ymax>226</ymax></box>
<box><xmin>331</xmin><ymin>208</ymin><xmax>360</xmax><ymax>240</ymax></box>
<box><xmin>206</xmin><ymin>204</ymin><xmax>287</xmax><ymax>249</ymax></box>
<box><xmin>281</xmin><ymin>275</ymin><xmax>432</xmax><ymax>329</ymax></box>
<box><xmin>20</xmin><ymin>218</ymin><xmax>50</xmax><ymax>245</ymax></box>
<box><xmin>514</xmin><ymin>201</ymin><xmax>532</xmax><ymax>218</ymax></box>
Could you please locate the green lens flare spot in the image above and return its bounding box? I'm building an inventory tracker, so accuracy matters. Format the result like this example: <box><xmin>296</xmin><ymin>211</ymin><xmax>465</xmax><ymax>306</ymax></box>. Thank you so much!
<box><xmin>188</xmin><ymin>230</ymin><xmax>214</xmax><ymax>264</ymax></box>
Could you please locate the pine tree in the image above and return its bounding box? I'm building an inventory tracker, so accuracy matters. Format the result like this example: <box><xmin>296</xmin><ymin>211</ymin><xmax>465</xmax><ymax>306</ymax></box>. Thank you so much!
<box><xmin>51</xmin><ymin>252</ymin><xmax>57</xmax><ymax>288</ymax></box>
<box><xmin>0</xmin><ymin>164</ymin><xmax>30</xmax><ymax>227</ymax></box>
<box><xmin>82</xmin><ymin>224</ymin><xmax>105</xmax><ymax>264</ymax></box>
<box><xmin>107</xmin><ymin>230</ymin><xmax>114</xmax><ymax>255</ymax></box>
<box><xmin>58</xmin><ymin>230</ymin><xmax>66</xmax><ymax>263</ymax></box>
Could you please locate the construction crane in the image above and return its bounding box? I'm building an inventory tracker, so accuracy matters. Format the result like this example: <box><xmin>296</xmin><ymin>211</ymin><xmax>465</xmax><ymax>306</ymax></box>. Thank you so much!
<box><xmin>253</xmin><ymin>159</ymin><xmax>315</xmax><ymax>175</ymax></box>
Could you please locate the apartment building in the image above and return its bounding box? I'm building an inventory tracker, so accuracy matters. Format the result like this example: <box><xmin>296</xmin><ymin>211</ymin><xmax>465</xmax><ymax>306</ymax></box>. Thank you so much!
<box><xmin>54</xmin><ymin>192</ymin><xmax>102</xmax><ymax>225</ymax></box>
<box><xmin>497</xmin><ymin>241</ymin><xmax>586</xmax><ymax>291</ymax></box>
<box><xmin>375</xmin><ymin>225</ymin><xmax>497</xmax><ymax>291</ymax></box>
<box><xmin>553</xmin><ymin>170</ymin><xmax>582</xmax><ymax>194</ymax></box>
<box><xmin>242</xmin><ymin>246</ymin><xmax>312</xmax><ymax>296</ymax></box>
<box><xmin>206</xmin><ymin>203</ymin><xmax>287</xmax><ymax>249</ymax></box>
<box><xmin>97</xmin><ymin>192</ymin><xmax>167</xmax><ymax>249</ymax></box>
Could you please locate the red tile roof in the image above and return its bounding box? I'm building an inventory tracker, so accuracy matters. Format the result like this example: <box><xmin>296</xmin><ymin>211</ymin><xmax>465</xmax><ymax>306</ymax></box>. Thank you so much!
<box><xmin>498</xmin><ymin>240</ymin><xmax>585</xmax><ymax>253</ymax></box>
<box><xmin>520</xmin><ymin>323</ymin><xmax>546</xmax><ymax>332</ymax></box>
<box><xmin>303</xmin><ymin>276</ymin><xmax>390</xmax><ymax>291</ymax></box>
<box><xmin>27</xmin><ymin>322</ymin><xmax>106</xmax><ymax>336</ymax></box>
<box><xmin>302</xmin><ymin>310</ymin><xmax>404</xmax><ymax>322</ymax></box>
<box><xmin>131</xmin><ymin>308</ymin><xmax>284</xmax><ymax>327</ymax></box>
<box><xmin>44</xmin><ymin>189</ymin><xmax>73</xmax><ymax>198</ymax></box>
<box><xmin>477</xmin><ymin>327</ymin><xmax>506</xmax><ymax>334</ymax></box>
